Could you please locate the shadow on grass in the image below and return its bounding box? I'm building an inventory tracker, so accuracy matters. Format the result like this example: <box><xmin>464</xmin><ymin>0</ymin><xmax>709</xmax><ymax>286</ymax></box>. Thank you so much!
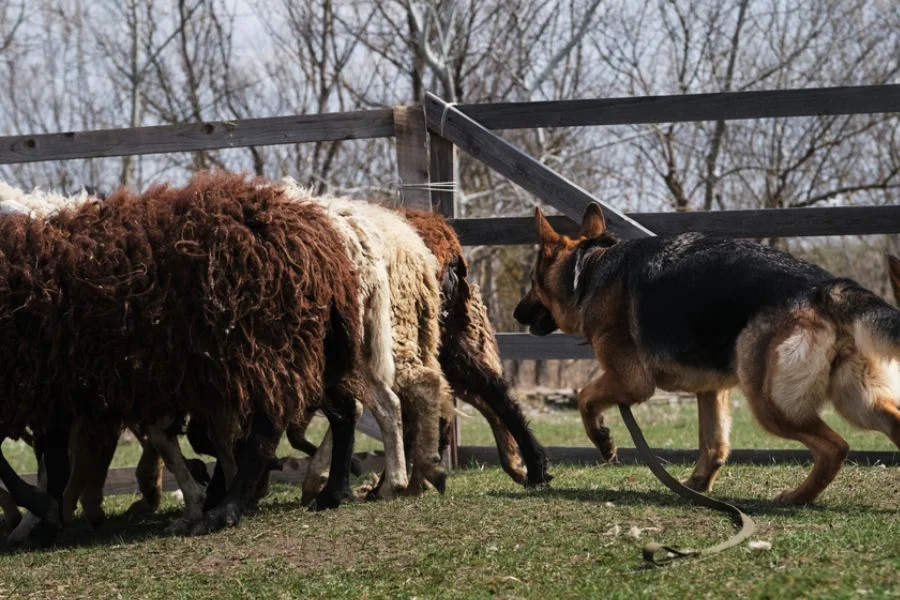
<box><xmin>486</xmin><ymin>485</ymin><xmax>897</xmax><ymax>517</ymax></box>
<box><xmin>1</xmin><ymin>478</ymin><xmax>893</xmax><ymax>555</ymax></box>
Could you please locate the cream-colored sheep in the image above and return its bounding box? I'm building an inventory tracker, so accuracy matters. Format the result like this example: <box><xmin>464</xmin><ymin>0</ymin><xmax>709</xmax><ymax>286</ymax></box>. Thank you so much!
<box><xmin>280</xmin><ymin>179</ymin><xmax>409</xmax><ymax>500</ymax></box>
<box><xmin>282</xmin><ymin>181</ymin><xmax>451</xmax><ymax>496</ymax></box>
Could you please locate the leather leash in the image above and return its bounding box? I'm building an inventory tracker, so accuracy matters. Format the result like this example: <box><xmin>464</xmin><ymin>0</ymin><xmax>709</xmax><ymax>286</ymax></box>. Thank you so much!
<box><xmin>618</xmin><ymin>404</ymin><xmax>757</xmax><ymax>566</ymax></box>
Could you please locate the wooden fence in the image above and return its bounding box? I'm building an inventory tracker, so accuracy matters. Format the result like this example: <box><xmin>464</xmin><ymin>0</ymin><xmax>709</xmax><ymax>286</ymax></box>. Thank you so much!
<box><xmin>2</xmin><ymin>84</ymin><xmax>900</xmax><ymax>481</ymax></box>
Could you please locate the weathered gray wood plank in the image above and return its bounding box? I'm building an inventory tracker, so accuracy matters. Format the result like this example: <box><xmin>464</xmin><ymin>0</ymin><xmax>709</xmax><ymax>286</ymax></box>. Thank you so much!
<box><xmin>451</xmin><ymin>205</ymin><xmax>900</xmax><ymax>246</ymax></box>
<box><xmin>496</xmin><ymin>333</ymin><xmax>594</xmax><ymax>360</ymax></box>
<box><xmin>393</xmin><ymin>106</ymin><xmax>431</xmax><ymax>210</ymax></box>
<box><xmin>462</xmin><ymin>84</ymin><xmax>900</xmax><ymax>130</ymax></box>
<box><xmin>3</xmin><ymin>85</ymin><xmax>897</xmax><ymax>166</ymax></box>
<box><xmin>429</xmin><ymin>133</ymin><xmax>456</xmax><ymax>217</ymax></box>
<box><xmin>424</xmin><ymin>93</ymin><xmax>654</xmax><ymax>239</ymax></box>
<box><xmin>0</xmin><ymin>109</ymin><xmax>395</xmax><ymax>164</ymax></box>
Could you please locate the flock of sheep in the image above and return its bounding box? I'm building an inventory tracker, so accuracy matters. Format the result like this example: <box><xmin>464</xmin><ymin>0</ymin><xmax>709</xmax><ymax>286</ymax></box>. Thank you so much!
<box><xmin>0</xmin><ymin>171</ymin><xmax>551</xmax><ymax>545</ymax></box>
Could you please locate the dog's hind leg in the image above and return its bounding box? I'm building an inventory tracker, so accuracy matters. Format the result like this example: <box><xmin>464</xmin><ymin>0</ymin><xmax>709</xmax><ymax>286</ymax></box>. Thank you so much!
<box><xmin>750</xmin><ymin>404</ymin><xmax>848</xmax><ymax>504</ymax></box>
<box><xmin>738</xmin><ymin>315</ymin><xmax>849</xmax><ymax>504</ymax></box>
<box><xmin>683</xmin><ymin>389</ymin><xmax>732</xmax><ymax>493</ymax></box>
<box><xmin>829</xmin><ymin>353</ymin><xmax>900</xmax><ymax>449</ymax></box>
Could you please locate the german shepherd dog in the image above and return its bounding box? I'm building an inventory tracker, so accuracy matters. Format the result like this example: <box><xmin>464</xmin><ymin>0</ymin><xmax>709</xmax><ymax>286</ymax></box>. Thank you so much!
<box><xmin>515</xmin><ymin>204</ymin><xmax>900</xmax><ymax>504</ymax></box>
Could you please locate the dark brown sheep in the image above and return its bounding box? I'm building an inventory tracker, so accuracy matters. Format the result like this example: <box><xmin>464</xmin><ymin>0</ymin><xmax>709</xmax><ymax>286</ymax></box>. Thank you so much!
<box><xmin>0</xmin><ymin>172</ymin><xmax>365</xmax><ymax>539</ymax></box>
<box><xmin>399</xmin><ymin>208</ymin><xmax>551</xmax><ymax>487</ymax></box>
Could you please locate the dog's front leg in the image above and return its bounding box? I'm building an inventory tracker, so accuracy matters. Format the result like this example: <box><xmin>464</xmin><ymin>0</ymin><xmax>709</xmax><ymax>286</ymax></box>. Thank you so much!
<box><xmin>578</xmin><ymin>368</ymin><xmax>654</xmax><ymax>463</ymax></box>
<box><xmin>577</xmin><ymin>377</ymin><xmax>618</xmax><ymax>462</ymax></box>
<box><xmin>683</xmin><ymin>389</ymin><xmax>731</xmax><ymax>492</ymax></box>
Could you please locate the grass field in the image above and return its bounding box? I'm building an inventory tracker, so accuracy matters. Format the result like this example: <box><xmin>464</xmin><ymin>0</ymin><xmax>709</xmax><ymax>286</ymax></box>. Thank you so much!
<box><xmin>0</xmin><ymin>396</ymin><xmax>897</xmax><ymax>599</ymax></box>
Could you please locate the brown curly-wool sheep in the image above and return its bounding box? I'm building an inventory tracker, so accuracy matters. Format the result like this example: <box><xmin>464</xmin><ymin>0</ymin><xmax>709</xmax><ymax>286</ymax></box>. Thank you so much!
<box><xmin>0</xmin><ymin>172</ymin><xmax>365</xmax><ymax>538</ymax></box>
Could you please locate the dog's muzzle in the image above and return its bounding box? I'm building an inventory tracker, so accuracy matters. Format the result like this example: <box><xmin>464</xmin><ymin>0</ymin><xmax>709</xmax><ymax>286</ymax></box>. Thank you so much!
<box><xmin>514</xmin><ymin>292</ymin><xmax>559</xmax><ymax>336</ymax></box>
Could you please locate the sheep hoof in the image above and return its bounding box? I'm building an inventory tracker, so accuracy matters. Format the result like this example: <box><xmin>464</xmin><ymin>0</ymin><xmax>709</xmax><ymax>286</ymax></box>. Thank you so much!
<box><xmin>85</xmin><ymin>510</ymin><xmax>106</xmax><ymax>531</ymax></box>
<box><xmin>3</xmin><ymin>512</ymin><xmax>22</xmax><ymax>533</ymax></box>
<box><xmin>192</xmin><ymin>503</ymin><xmax>242</xmax><ymax>535</ymax></box>
<box><xmin>430</xmin><ymin>471</ymin><xmax>448</xmax><ymax>495</ymax></box>
<box><xmin>28</xmin><ymin>522</ymin><xmax>60</xmax><ymax>548</ymax></box>
<box><xmin>125</xmin><ymin>495</ymin><xmax>160</xmax><ymax>519</ymax></box>
<box><xmin>309</xmin><ymin>491</ymin><xmax>342</xmax><ymax>512</ymax></box>
<box><xmin>525</xmin><ymin>470</ymin><xmax>554</xmax><ymax>489</ymax></box>
<box><xmin>164</xmin><ymin>517</ymin><xmax>199</xmax><ymax>536</ymax></box>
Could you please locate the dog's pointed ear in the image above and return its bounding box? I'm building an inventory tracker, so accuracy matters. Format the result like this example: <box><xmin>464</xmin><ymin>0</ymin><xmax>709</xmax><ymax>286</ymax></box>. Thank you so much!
<box><xmin>579</xmin><ymin>202</ymin><xmax>606</xmax><ymax>238</ymax></box>
<box><xmin>888</xmin><ymin>254</ymin><xmax>900</xmax><ymax>279</ymax></box>
<box><xmin>535</xmin><ymin>206</ymin><xmax>559</xmax><ymax>244</ymax></box>
<box><xmin>888</xmin><ymin>255</ymin><xmax>900</xmax><ymax>304</ymax></box>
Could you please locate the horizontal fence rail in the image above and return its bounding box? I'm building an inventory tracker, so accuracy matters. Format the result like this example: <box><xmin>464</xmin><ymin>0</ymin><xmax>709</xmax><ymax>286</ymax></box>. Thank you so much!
<box><xmin>463</xmin><ymin>84</ymin><xmax>900</xmax><ymax>129</ymax></box>
<box><xmin>0</xmin><ymin>109</ymin><xmax>395</xmax><ymax>164</ymax></box>
<box><xmin>3</xmin><ymin>85</ymin><xmax>897</xmax><ymax>165</ymax></box>
<box><xmin>496</xmin><ymin>333</ymin><xmax>593</xmax><ymax>360</ymax></box>
<box><xmin>451</xmin><ymin>205</ymin><xmax>900</xmax><ymax>246</ymax></box>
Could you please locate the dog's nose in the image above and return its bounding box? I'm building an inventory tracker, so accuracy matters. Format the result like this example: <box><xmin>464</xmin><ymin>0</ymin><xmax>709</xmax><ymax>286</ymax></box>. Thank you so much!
<box><xmin>513</xmin><ymin>300</ymin><xmax>529</xmax><ymax>324</ymax></box>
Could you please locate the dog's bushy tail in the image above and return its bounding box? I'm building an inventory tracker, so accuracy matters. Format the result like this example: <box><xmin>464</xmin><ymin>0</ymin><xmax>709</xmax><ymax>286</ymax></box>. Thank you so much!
<box><xmin>817</xmin><ymin>278</ymin><xmax>900</xmax><ymax>359</ymax></box>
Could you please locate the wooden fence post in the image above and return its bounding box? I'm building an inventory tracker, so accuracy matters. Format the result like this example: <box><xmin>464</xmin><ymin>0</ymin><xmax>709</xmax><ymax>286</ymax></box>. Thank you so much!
<box><xmin>393</xmin><ymin>105</ymin><xmax>431</xmax><ymax>209</ymax></box>
<box><xmin>429</xmin><ymin>133</ymin><xmax>456</xmax><ymax>214</ymax></box>
<box><xmin>426</xmin><ymin>113</ymin><xmax>460</xmax><ymax>471</ymax></box>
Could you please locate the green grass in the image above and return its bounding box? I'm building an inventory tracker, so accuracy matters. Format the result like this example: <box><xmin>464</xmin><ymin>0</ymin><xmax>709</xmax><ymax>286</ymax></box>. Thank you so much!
<box><xmin>460</xmin><ymin>393</ymin><xmax>897</xmax><ymax>452</ymax></box>
<box><xmin>0</xmin><ymin>397</ymin><xmax>897</xmax><ymax>599</ymax></box>
<box><xmin>0</xmin><ymin>465</ymin><xmax>897</xmax><ymax>599</ymax></box>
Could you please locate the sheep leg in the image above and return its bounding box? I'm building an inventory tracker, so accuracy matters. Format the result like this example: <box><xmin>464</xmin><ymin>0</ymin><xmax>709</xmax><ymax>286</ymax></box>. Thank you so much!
<box><xmin>289</xmin><ymin>413</ymin><xmax>363</xmax><ymax>477</ymax></box>
<box><xmin>300</xmin><ymin>429</ymin><xmax>332</xmax><ymax>506</ymax></box>
<box><xmin>443</xmin><ymin>353</ymin><xmax>551</xmax><ymax>487</ymax></box>
<box><xmin>28</xmin><ymin>426</ymin><xmax>69</xmax><ymax>547</ymax></box>
<box><xmin>0</xmin><ymin>428</ymin><xmax>69</xmax><ymax>547</ymax></box>
<box><xmin>148</xmin><ymin>420</ymin><xmax>206</xmax><ymax>534</ymax></box>
<box><xmin>0</xmin><ymin>488</ymin><xmax>21</xmax><ymax>531</ymax></box>
<box><xmin>208</xmin><ymin>416</ymin><xmax>238</xmax><ymax>488</ymax></box>
<box><xmin>185</xmin><ymin>418</ymin><xmax>227</xmax><ymax>510</ymax></box>
<box><xmin>310</xmin><ymin>384</ymin><xmax>358</xmax><ymax>511</ymax></box>
<box><xmin>367</xmin><ymin>379</ymin><xmax>408</xmax><ymax>499</ymax></box>
<box><xmin>402</xmin><ymin>370</ymin><xmax>447</xmax><ymax>496</ymax></box>
<box><xmin>5</xmin><ymin>451</ymin><xmax>49</xmax><ymax>544</ymax></box>
<box><xmin>125</xmin><ymin>433</ymin><xmax>164</xmax><ymax>517</ymax></box>
<box><xmin>286</xmin><ymin>409</ymin><xmax>319</xmax><ymax>456</ymax></box>
<box><xmin>76</xmin><ymin>425</ymin><xmax>117</xmax><ymax>530</ymax></box>
<box><xmin>193</xmin><ymin>412</ymin><xmax>283</xmax><ymax>534</ymax></box>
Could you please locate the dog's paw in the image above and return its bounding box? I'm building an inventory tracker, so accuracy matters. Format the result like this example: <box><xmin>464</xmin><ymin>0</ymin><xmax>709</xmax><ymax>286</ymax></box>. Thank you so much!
<box><xmin>773</xmin><ymin>489</ymin><xmax>813</xmax><ymax>506</ymax></box>
<box><xmin>680</xmin><ymin>475</ymin><xmax>713</xmax><ymax>493</ymax></box>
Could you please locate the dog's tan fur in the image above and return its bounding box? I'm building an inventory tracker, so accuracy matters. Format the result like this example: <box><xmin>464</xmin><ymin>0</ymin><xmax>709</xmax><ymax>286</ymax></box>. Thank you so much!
<box><xmin>523</xmin><ymin>206</ymin><xmax>900</xmax><ymax>504</ymax></box>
